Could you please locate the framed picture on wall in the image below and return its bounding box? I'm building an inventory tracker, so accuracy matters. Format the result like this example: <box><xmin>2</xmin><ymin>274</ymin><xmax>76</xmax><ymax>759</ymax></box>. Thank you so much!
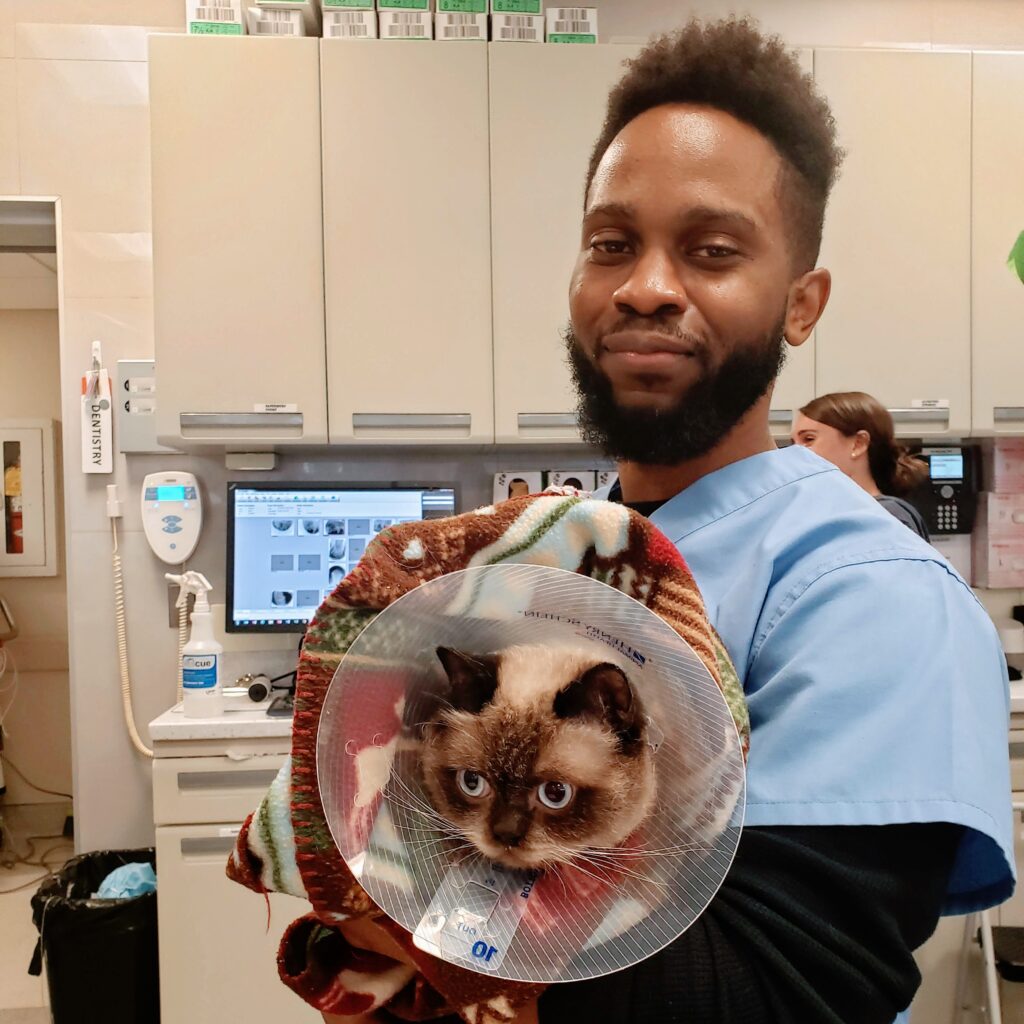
<box><xmin>0</xmin><ymin>419</ymin><xmax>58</xmax><ymax>577</ymax></box>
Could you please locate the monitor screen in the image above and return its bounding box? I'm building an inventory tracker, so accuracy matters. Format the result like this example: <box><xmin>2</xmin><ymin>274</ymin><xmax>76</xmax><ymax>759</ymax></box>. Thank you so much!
<box><xmin>226</xmin><ymin>483</ymin><xmax>457</xmax><ymax>632</ymax></box>
<box><xmin>929</xmin><ymin>454</ymin><xmax>964</xmax><ymax>480</ymax></box>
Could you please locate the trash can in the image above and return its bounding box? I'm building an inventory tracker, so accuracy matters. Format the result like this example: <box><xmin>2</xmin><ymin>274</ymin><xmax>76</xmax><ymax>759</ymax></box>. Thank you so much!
<box><xmin>28</xmin><ymin>848</ymin><xmax>159</xmax><ymax>1024</ymax></box>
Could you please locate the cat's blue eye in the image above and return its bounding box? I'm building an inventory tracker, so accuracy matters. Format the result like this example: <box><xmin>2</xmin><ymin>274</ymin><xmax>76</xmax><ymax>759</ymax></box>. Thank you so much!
<box><xmin>457</xmin><ymin>769</ymin><xmax>490</xmax><ymax>799</ymax></box>
<box><xmin>537</xmin><ymin>780</ymin><xmax>574</xmax><ymax>810</ymax></box>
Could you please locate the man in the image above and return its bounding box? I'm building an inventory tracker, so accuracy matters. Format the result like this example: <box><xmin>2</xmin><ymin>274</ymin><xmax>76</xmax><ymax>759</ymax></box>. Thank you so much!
<box><xmin>539</xmin><ymin>17</ymin><xmax>1012</xmax><ymax>1024</ymax></box>
<box><xmin>328</xmin><ymin>18</ymin><xmax>1012</xmax><ymax>1024</ymax></box>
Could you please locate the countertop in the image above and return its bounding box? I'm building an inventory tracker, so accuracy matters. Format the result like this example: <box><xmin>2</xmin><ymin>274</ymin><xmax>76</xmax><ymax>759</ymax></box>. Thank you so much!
<box><xmin>149</xmin><ymin>704</ymin><xmax>293</xmax><ymax>741</ymax></box>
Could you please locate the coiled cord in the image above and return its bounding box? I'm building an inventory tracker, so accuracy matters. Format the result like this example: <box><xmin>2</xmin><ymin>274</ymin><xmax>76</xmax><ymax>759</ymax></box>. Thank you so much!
<box><xmin>111</xmin><ymin>518</ymin><xmax>153</xmax><ymax>759</ymax></box>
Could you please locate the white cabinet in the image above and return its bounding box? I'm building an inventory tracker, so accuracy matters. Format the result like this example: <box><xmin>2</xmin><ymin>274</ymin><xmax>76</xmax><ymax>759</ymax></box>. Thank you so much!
<box><xmin>489</xmin><ymin>44</ymin><xmax>636</xmax><ymax>444</ymax></box>
<box><xmin>150</xmin><ymin>36</ymin><xmax>328</xmax><ymax>446</ymax></box>
<box><xmin>971</xmin><ymin>53</ymin><xmax>1024</xmax><ymax>435</ymax></box>
<box><xmin>154</xmin><ymin>753</ymin><xmax>321</xmax><ymax>1024</ymax></box>
<box><xmin>321</xmin><ymin>43</ymin><xmax>493</xmax><ymax>444</ymax></box>
<box><xmin>813</xmin><ymin>49</ymin><xmax>972</xmax><ymax>438</ymax></box>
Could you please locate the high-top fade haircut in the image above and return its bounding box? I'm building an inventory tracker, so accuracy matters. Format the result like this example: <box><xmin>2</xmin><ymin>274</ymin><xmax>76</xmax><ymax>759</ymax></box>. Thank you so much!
<box><xmin>585</xmin><ymin>18</ymin><xmax>843</xmax><ymax>273</ymax></box>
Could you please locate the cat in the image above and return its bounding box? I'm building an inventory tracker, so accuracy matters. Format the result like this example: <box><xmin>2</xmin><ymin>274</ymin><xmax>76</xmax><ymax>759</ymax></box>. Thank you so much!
<box><xmin>417</xmin><ymin>644</ymin><xmax>657</xmax><ymax>871</ymax></box>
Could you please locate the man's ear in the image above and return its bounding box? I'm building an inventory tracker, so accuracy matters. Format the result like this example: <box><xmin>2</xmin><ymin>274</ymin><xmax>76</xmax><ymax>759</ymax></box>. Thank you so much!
<box><xmin>784</xmin><ymin>267</ymin><xmax>831</xmax><ymax>348</ymax></box>
<box><xmin>435</xmin><ymin>648</ymin><xmax>498</xmax><ymax>714</ymax></box>
<box><xmin>553</xmin><ymin>663</ymin><xmax>643</xmax><ymax>749</ymax></box>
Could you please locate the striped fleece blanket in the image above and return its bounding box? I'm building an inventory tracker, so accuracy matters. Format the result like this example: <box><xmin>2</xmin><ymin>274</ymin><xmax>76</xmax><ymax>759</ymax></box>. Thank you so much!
<box><xmin>226</xmin><ymin>493</ymin><xmax>749</xmax><ymax>1023</ymax></box>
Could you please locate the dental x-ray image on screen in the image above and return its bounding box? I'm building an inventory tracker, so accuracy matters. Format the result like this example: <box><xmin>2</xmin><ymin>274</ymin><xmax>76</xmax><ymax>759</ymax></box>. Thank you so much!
<box><xmin>226</xmin><ymin>483</ymin><xmax>456</xmax><ymax>632</ymax></box>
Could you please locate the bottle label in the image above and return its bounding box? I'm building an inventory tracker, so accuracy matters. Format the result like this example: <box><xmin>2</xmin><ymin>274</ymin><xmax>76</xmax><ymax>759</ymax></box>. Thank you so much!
<box><xmin>183</xmin><ymin>654</ymin><xmax>218</xmax><ymax>690</ymax></box>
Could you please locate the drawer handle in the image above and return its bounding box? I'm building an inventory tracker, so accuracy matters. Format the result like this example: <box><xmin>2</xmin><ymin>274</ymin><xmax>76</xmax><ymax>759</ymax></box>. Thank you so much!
<box><xmin>1009</xmin><ymin>741</ymin><xmax>1024</xmax><ymax>759</ymax></box>
<box><xmin>995</xmin><ymin>407</ymin><xmax>1024</xmax><ymax>423</ymax></box>
<box><xmin>888</xmin><ymin>407</ymin><xmax>951</xmax><ymax>425</ymax></box>
<box><xmin>768</xmin><ymin>409</ymin><xmax>792</xmax><ymax>426</ymax></box>
<box><xmin>180</xmin><ymin>412</ymin><xmax>303</xmax><ymax>429</ymax></box>
<box><xmin>517</xmin><ymin>413</ymin><xmax>577</xmax><ymax>429</ymax></box>
<box><xmin>177</xmin><ymin>769</ymin><xmax>280</xmax><ymax>791</ymax></box>
<box><xmin>180</xmin><ymin>835</ymin><xmax>239</xmax><ymax>857</ymax></box>
<box><xmin>352</xmin><ymin>413</ymin><xmax>470</xmax><ymax>429</ymax></box>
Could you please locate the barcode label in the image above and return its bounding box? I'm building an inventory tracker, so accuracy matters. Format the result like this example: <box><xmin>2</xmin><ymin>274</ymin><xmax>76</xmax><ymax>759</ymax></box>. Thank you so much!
<box><xmin>194</xmin><ymin>5</ymin><xmax>238</xmax><ymax>21</ymax></box>
<box><xmin>494</xmin><ymin>13</ymin><xmax>542</xmax><ymax>40</ymax></box>
<box><xmin>441</xmin><ymin>13</ymin><xmax>484</xmax><ymax>37</ymax></box>
<box><xmin>332</xmin><ymin>10</ymin><xmax>369</xmax><ymax>21</ymax></box>
<box><xmin>554</xmin><ymin>6</ymin><xmax>590</xmax><ymax>18</ymax></box>
<box><xmin>388</xmin><ymin>24</ymin><xmax>426</xmax><ymax>35</ymax></box>
<box><xmin>554</xmin><ymin>19</ymin><xmax>592</xmax><ymax>33</ymax></box>
<box><xmin>392</xmin><ymin>12</ymin><xmax>424</xmax><ymax>22</ymax></box>
<box><xmin>256</xmin><ymin>19</ymin><xmax>297</xmax><ymax>33</ymax></box>
<box><xmin>328</xmin><ymin>20</ymin><xmax>368</xmax><ymax>35</ymax></box>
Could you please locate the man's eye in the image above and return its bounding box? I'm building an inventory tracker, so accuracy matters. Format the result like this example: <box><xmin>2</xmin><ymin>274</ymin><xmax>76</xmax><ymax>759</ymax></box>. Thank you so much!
<box><xmin>591</xmin><ymin>239</ymin><xmax>631</xmax><ymax>255</ymax></box>
<box><xmin>694</xmin><ymin>245</ymin><xmax>739</xmax><ymax>259</ymax></box>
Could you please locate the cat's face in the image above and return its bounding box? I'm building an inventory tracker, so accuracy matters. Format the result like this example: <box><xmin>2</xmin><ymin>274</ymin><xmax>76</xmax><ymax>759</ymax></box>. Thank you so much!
<box><xmin>419</xmin><ymin>645</ymin><xmax>656</xmax><ymax>870</ymax></box>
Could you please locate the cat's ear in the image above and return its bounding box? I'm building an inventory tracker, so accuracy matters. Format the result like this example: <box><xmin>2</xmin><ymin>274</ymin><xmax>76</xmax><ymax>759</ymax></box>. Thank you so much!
<box><xmin>554</xmin><ymin>663</ymin><xmax>643</xmax><ymax>748</ymax></box>
<box><xmin>436</xmin><ymin>647</ymin><xmax>499</xmax><ymax>714</ymax></box>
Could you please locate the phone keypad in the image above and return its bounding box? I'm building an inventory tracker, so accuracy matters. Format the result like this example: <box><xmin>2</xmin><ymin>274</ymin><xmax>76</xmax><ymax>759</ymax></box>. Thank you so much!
<box><xmin>936</xmin><ymin>503</ymin><xmax>959</xmax><ymax>532</ymax></box>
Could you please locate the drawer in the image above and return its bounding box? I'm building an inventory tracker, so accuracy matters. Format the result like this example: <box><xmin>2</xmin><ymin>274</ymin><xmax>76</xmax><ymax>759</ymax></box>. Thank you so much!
<box><xmin>153</xmin><ymin>754</ymin><xmax>286</xmax><ymax>826</ymax></box>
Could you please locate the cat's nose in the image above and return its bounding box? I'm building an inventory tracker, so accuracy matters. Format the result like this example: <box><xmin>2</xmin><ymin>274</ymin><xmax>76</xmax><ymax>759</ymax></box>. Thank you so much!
<box><xmin>492</xmin><ymin>811</ymin><xmax>529</xmax><ymax>848</ymax></box>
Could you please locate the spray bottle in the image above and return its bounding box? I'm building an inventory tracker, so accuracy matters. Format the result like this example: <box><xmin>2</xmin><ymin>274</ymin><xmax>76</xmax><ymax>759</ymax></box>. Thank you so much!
<box><xmin>166</xmin><ymin>571</ymin><xmax>223</xmax><ymax>718</ymax></box>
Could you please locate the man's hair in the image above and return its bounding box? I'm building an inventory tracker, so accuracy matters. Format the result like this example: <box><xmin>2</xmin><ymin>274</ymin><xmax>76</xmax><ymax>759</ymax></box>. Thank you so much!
<box><xmin>586</xmin><ymin>18</ymin><xmax>843</xmax><ymax>272</ymax></box>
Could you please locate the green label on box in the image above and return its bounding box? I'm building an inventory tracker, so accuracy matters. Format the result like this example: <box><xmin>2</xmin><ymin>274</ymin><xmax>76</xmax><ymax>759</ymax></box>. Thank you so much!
<box><xmin>440</xmin><ymin>0</ymin><xmax>487</xmax><ymax>10</ymax></box>
<box><xmin>324</xmin><ymin>0</ymin><xmax>374</xmax><ymax>6</ymax></box>
<box><xmin>188</xmin><ymin>20</ymin><xmax>244</xmax><ymax>33</ymax></box>
<box><xmin>548</xmin><ymin>32</ymin><xmax>596</xmax><ymax>43</ymax></box>
<box><xmin>493</xmin><ymin>0</ymin><xmax>541</xmax><ymax>11</ymax></box>
<box><xmin>379</xmin><ymin>0</ymin><xmax>430</xmax><ymax>7</ymax></box>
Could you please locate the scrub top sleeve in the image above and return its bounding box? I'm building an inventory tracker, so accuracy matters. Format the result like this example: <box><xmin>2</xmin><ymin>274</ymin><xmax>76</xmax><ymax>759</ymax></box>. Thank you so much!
<box><xmin>740</xmin><ymin>554</ymin><xmax>1014</xmax><ymax>914</ymax></box>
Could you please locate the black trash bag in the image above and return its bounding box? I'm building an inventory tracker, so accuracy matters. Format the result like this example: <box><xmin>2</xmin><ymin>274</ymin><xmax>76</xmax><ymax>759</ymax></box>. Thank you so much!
<box><xmin>28</xmin><ymin>848</ymin><xmax>159</xmax><ymax>1024</ymax></box>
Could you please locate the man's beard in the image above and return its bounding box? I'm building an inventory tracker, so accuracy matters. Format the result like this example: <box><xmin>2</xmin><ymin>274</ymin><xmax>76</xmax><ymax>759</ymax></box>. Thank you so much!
<box><xmin>565</xmin><ymin>318</ymin><xmax>787</xmax><ymax>465</ymax></box>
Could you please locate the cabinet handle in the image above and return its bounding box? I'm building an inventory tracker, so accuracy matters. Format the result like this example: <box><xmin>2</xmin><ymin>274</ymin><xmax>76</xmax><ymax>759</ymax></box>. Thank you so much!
<box><xmin>994</xmin><ymin>407</ymin><xmax>1024</xmax><ymax>423</ymax></box>
<box><xmin>352</xmin><ymin>414</ymin><xmax>470</xmax><ymax>429</ymax></box>
<box><xmin>768</xmin><ymin>409</ymin><xmax>792</xmax><ymax>426</ymax></box>
<box><xmin>180</xmin><ymin>834</ymin><xmax>239</xmax><ymax>858</ymax></box>
<box><xmin>180</xmin><ymin>412</ymin><xmax>303</xmax><ymax>429</ymax></box>
<box><xmin>887</xmin><ymin>408</ymin><xmax>951</xmax><ymax>425</ymax></box>
<box><xmin>1009</xmin><ymin>741</ymin><xmax>1024</xmax><ymax>760</ymax></box>
<box><xmin>177</xmin><ymin>769</ymin><xmax>280</xmax><ymax>791</ymax></box>
<box><xmin>517</xmin><ymin>413</ymin><xmax>577</xmax><ymax>429</ymax></box>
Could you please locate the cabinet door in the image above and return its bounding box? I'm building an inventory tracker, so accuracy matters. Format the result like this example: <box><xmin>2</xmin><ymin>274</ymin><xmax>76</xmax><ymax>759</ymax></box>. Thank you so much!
<box><xmin>813</xmin><ymin>50</ymin><xmax>972</xmax><ymax>438</ymax></box>
<box><xmin>972</xmin><ymin>53</ymin><xmax>1024</xmax><ymax>435</ymax></box>
<box><xmin>767</xmin><ymin>48</ymin><xmax>816</xmax><ymax>440</ymax></box>
<box><xmin>322</xmin><ymin>43</ymin><xmax>492</xmax><ymax>444</ymax></box>
<box><xmin>150</xmin><ymin>36</ymin><xmax>327</xmax><ymax>446</ymax></box>
<box><xmin>490</xmin><ymin>44</ymin><xmax>637</xmax><ymax>444</ymax></box>
<box><xmin>156</xmin><ymin>824</ymin><xmax>321</xmax><ymax>1024</ymax></box>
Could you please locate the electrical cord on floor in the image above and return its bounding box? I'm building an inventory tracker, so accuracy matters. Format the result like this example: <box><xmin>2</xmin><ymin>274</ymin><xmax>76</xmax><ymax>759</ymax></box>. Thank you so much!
<box><xmin>0</xmin><ymin>839</ymin><xmax>72</xmax><ymax>895</ymax></box>
<box><xmin>0</xmin><ymin>755</ymin><xmax>72</xmax><ymax>800</ymax></box>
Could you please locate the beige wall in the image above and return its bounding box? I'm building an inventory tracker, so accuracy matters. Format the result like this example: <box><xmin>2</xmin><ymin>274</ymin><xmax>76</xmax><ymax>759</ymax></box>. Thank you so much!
<box><xmin>0</xmin><ymin>307</ymin><xmax>70</xmax><ymax>804</ymax></box>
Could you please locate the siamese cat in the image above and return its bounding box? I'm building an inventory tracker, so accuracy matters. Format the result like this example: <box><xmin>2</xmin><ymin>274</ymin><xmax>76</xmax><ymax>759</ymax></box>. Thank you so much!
<box><xmin>418</xmin><ymin>644</ymin><xmax>656</xmax><ymax>871</ymax></box>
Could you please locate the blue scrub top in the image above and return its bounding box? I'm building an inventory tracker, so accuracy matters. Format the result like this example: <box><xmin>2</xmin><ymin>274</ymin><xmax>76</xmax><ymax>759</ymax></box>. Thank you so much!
<box><xmin>603</xmin><ymin>445</ymin><xmax>1014</xmax><ymax>918</ymax></box>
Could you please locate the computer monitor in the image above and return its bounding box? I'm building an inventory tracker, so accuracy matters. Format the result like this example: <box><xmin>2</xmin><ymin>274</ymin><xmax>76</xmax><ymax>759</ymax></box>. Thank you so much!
<box><xmin>226</xmin><ymin>482</ymin><xmax>457</xmax><ymax>633</ymax></box>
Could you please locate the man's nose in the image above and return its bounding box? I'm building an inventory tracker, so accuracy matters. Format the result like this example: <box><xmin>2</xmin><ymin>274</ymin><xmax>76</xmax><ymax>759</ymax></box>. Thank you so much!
<box><xmin>612</xmin><ymin>248</ymin><xmax>688</xmax><ymax>318</ymax></box>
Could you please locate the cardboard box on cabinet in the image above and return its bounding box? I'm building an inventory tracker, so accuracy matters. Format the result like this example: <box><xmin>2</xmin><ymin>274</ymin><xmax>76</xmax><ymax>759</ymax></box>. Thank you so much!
<box><xmin>973</xmin><ymin>492</ymin><xmax>1024</xmax><ymax>587</ymax></box>
<box><xmin>984</xmin><ymin>439</ymin><xmax>1024</xmax><ymax>494</ymax></box>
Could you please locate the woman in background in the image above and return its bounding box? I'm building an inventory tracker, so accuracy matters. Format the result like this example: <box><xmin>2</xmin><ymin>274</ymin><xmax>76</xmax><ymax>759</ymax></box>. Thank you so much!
<box><xmin>791</xmin><ymin>391</ymin><xmax>931</xmax><ymax>541</ymax></box>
